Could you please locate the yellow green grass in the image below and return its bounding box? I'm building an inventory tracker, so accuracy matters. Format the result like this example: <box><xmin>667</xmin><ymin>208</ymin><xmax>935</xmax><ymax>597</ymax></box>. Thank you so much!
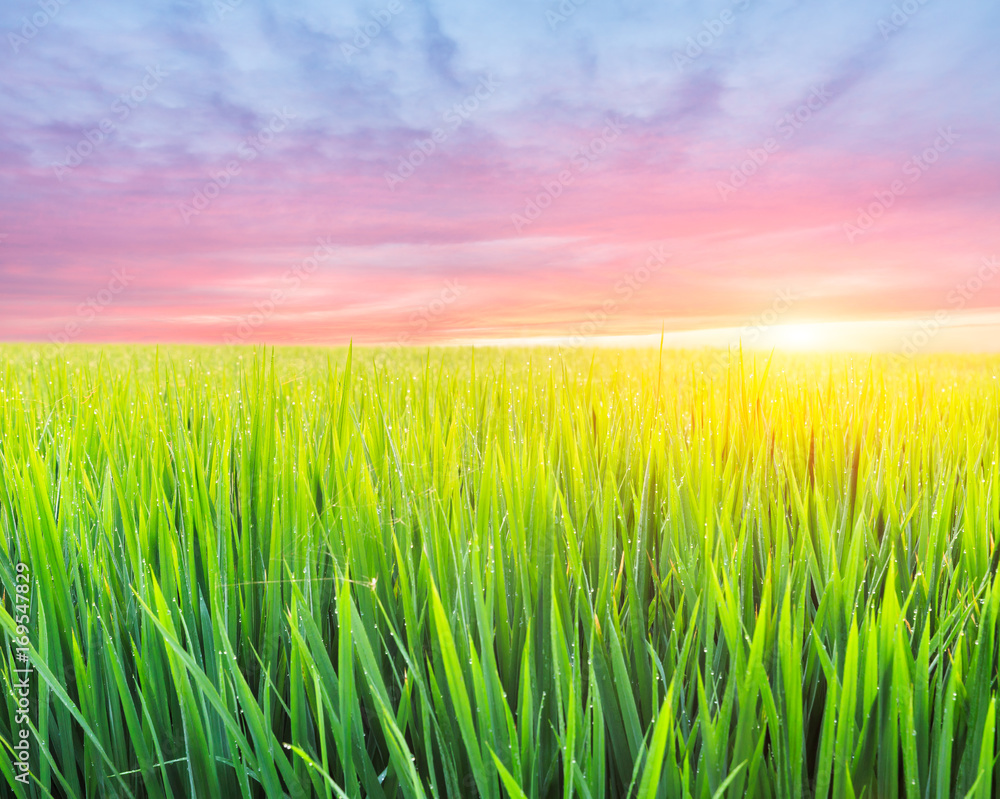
<box><xmin>1</xmin><ymin>344</ymin><xmax>998</xmax><ymax>797</ymax></box>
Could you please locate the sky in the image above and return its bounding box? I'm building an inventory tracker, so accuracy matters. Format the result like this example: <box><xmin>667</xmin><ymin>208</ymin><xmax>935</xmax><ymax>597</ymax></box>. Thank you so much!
<box><xmin>1</xmin><ymin>0</ymin><xmax>998</xmax><ymax>349</ymax></box>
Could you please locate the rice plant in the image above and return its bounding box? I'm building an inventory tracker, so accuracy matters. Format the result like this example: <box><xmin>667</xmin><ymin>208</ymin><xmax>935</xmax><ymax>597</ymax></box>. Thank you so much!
<box><xmin>1</xmin><ymin>344</ymin><xmax>998</xmax><ymax>797</ymax></box>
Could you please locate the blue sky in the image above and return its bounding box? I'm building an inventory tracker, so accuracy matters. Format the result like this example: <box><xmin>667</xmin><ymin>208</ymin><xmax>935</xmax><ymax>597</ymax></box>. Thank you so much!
<box><xmin>1</xmin><ymin>0</ymin><xmax>998</xmax><ymax>345</ymax></box>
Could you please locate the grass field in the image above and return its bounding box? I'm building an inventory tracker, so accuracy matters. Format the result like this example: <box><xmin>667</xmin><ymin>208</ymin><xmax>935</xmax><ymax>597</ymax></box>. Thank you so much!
<box><xmin>1</xmin><ymin>344</ymin><xmax>999</xmax><ymax>798</ymax></box>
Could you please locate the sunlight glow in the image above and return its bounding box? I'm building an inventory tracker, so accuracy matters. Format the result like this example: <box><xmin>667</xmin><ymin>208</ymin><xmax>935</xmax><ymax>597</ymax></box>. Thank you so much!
<box><xmin>767</xmin><ymin>323</ymin><xmax>827</xmax><ymax>351</ymax></box>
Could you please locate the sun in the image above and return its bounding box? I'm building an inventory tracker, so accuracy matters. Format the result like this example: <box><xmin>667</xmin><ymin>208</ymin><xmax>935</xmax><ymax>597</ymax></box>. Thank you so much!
<box><xmin>769</xmin><ymin>323</ymin><xmax>826</xmax><ymax>351</ymax></box>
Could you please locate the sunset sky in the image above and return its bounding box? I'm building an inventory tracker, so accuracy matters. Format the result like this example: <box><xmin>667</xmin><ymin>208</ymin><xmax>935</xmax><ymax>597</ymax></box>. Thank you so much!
<box><xmin>1</xmin><ymin>0</ymin><xmax>998</xmax><ymax>348</ymax></box>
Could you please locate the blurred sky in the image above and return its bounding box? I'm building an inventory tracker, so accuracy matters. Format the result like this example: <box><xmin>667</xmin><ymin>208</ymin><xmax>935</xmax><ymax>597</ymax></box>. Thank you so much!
<box><xmin>1</xmin><ymin>0</ymin><xmax>998</xmax><ymax>348</ymax></box>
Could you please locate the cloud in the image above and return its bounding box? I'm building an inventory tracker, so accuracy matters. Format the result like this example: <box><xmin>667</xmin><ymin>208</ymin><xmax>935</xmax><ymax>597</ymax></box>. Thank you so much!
<box><xmin>0</xmin><ymin>0</ymin><xmax>998</xmax><ymax>343</ymax></box>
